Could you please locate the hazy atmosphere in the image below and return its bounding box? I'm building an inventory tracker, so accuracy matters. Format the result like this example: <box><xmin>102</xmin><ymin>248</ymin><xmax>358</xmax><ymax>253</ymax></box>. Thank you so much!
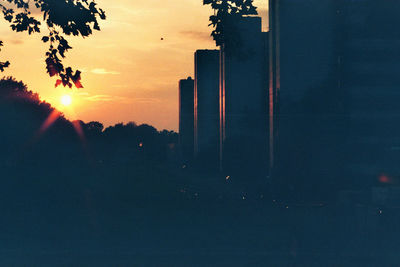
<box><xmin>0</xmin><ymin>0</ymin><xmax>267</xmax><ymax>131</ymax></box>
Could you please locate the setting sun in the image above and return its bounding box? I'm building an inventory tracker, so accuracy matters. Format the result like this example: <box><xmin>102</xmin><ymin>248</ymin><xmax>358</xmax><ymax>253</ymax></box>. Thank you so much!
<box><xmin>61</xmin><ymin>95</ymin><xmax>72</xmax><ymax>106</ymax></box>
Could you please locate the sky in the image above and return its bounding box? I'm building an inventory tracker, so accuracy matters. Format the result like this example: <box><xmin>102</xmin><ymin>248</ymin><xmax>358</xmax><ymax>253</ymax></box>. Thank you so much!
<box><xmin>0</xmin><ymin>0</ymin><xmax>267</xmax><ymax>131</ymax></box>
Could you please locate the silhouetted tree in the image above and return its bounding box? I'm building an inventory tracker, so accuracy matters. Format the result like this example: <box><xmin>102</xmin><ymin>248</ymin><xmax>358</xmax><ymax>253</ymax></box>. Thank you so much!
<box><xmin>0</xmin><ymin>77</ymin><xmax>186</xmax><ymax>217</ymax></box>
<box><xmin>81</xmin><ymin>121</ymin><xmax>104</xmax><ymax>137</ymax></box>
<box><xmin>0</xmin><ymin>41</ymin><xmax>9</xmax><ymax>71</ymax></box>
<box><xmin>0</xmin><ymin>76</ymin><xmax>40</xmax><ymax>102</ymax></box>
<box><xmin>0</xmin><ymin>0</ymin><xmax>106</xmax><ymax>88</ymax></box>
<box><xmin>203</xmin><ymin>0</ymin><xmax>257</xmax><ymax>46</ymax></box>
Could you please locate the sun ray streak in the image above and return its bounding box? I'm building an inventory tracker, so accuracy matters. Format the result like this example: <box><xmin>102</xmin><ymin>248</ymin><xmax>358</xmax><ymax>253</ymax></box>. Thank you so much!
<box><xmin>38</xmin><ymin>109</ymin><xmax>61</xmax><ymax>136</ymax></box>
<box><xmin>72</xmin><ymin>120</ymin><xmax>86</xmax><ymax>143</ymax></box>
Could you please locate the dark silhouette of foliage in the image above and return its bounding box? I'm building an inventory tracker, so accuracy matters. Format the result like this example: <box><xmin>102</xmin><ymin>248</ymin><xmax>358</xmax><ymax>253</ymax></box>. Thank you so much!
<box><xmin>0</xmin><ymin>41</ymin><xmax>10</xmax><ymax>72</ymax></box>
<box><xmin>203</xmin><ymin>0</ymin><xmax>257</xmax><ymax>46</ymax></box>
<box><xmin>0</xmin><ymin>76</ymin><xmax>40</xmax><ymax>102</ymax></box>
<box><xmin>0</xmin><ymin>77</ymin><xmax>178</xmax><ymax>172</ymax></box>
<box><xmin>0</xmin><ymin>0</ymin><xmax>106</xmax><ymax>88</ymax></box>
<box><xmin>83</xmin><ymin>121</ymin><xmax>104</xmax><ymax>136</ymax></box>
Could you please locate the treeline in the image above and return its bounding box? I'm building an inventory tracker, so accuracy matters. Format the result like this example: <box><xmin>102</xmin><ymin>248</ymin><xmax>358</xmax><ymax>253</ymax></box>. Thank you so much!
<box><xmin>0</xmin><ymin>77</ymin><xmax>180</xmax><ymax>204</ymax></box>
<box><xmin>0</xmin><ymin>76</ymin><xmax>178</xmax><ymax>166</ymax></box>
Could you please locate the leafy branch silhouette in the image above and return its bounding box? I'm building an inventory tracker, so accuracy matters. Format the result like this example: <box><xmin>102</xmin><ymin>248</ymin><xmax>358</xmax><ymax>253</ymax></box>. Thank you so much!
<box><xmin>203</xmin><ymin>0</ymin><xmax>257</xmax><ymax>46</ymax></box>
<box><xmin>0</xmin><ymin>0</ymin><xmax>106</xmax><ymax>88</ymax></box>
<box><xmin>0</xmin><ymin>41</ymin><xmax>10</xmax><ymax>71</ymax></box>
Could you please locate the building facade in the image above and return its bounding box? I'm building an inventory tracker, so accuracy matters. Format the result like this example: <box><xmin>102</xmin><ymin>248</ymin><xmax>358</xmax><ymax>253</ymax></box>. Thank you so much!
<box><xmin>179</xmin><ymin>77</ymin><xmax>195</xmax><ymax>162</ymax></box>
<box><xmin>220</xmin><ymin>17</ymin><xmax>269</xmax><ymax>177</ymax></box>
<box><xmin>339</xmin><ymin>0</ymin><xmax>400</xmax><ymax>187</ymax></box>
<box><xmin>194</xmin><ymin>50</ymin><xmax>220</xmax><ymax>170</ymax></box>
<box><xmin>269</xmin><ymin>0</ymin><xmax>400</xmax><ymax>197</ymax></box>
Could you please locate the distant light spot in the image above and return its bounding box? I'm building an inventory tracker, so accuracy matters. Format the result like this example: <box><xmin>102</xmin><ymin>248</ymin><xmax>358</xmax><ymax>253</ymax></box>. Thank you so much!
<box><xmin>379</xmin><ymin>173</ymin><xmax>393</xmax><ymax>184</ymax></box>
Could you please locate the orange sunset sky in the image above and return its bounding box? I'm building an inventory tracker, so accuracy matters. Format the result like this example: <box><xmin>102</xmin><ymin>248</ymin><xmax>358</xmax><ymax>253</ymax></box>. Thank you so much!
<box><xmin>0</xmin><ymin>0</ymin><xmax>267</xmax><ymax>131</ymax></box>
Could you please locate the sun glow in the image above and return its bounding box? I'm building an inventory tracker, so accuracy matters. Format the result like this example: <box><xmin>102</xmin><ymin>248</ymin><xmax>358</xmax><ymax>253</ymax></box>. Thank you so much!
<box><xmin>61</xmin><ymin>95</ymin><xmax>72</xmax><ymax>106</ymax></box>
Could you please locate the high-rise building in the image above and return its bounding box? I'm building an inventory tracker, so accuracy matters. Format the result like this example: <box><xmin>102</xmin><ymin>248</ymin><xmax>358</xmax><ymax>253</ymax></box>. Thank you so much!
<box><xmin>194</xmin><ymin>50</ymin><xmax>220</xmax><ymax>170</ymax></box>
<box><xmin>268</xmin><ymin>0</ymin><xmax>339</xmax><ymax>197</ymax></box>
<box><xmin>338</xmin><ymin>1</ymin><xmax>400</xmax><ymax>187</ymax></box>
<box><xmin>220</xmin><ymin>17</ymin><xmax>269</xmax><ymax>176</ymax></box>
<box><xmin>269</xmin><ymin>0</ymin><xmax>338</xmax><ymax>170</ymax></box>
<box><xmin>269</xmin><ymin>0</ymin><xmax>400</xmax><ymax>196</ymax></box>
<box><xmin>179</xmin><ymin>77</ymin><xmax>195</xmax><ymax>162</ymax></box>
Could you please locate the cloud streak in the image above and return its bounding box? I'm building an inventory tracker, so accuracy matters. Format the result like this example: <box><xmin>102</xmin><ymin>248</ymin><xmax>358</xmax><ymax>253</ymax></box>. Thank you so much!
<box><xmin>179</xmin><ymin>30</ymin><xmax>212</xmax><ymax>41</ymax></box>
<box><xmin>85</xmin><ymin>94</ymin><xmax>120</xmax><ymax>102</ymax></box>
<box><xmin>91</xmin><ymin>68</ymin><xmax>120</xmax><ymax>75</ymax></box>
<box><xmin>10</xmin><ymin>39</ymin><xmax>23</xmax><ymax>45</ymax></box>
<box><xmin>84</xmin><ymin>94</ymin><xmax>160</xmax><ymax>104</ymax></box>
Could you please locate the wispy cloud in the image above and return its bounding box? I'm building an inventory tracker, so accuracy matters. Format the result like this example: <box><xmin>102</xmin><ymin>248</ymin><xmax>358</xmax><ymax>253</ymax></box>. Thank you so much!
<box><xmin>10</xmin><ymin>39</ymin><xmax>23</xmax><ymax>45</ymax></box>
<box><xmin>95</xmin><ymin>43</ymin><xmax>118</xmax><ymax>49</ymax></box>
<box><xmin>134</xmin><ymin>98</ymin><xmax>161</xmax><ymax>104</ymax></box>
<box><xmin>91</xmin><ymin>68</ymin><xmax>120</xmax><ymax>75</ymax></box>
<box><xmin>85</xmin><ymin>94</ymin><xmax>118</xmax><ymax>102</ymax></box>
<box><xmin>179</xmin><ymin>30</ymin><xmax>212</xmax><ymax>41</ymax></box>
<box><xmin>77</xmin><ymin>92</ymin><xmax>89</xmax><ymax>96</ymax></box>
<box><xmin>112</xmin><ymin>84</ymin><xmax>129</xmax><ymax>88</ymax></box>
<box><xmin>84</xmin><ymin>94</ymin><xmax>159</xmax><ymax>104</ymax></box>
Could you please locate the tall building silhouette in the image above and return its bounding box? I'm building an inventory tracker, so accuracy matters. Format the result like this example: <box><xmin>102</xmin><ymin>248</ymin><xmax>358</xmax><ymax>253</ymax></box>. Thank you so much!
<box><xmin>338</xmin><ymin>1</ymin><xmax>400</xmax><ymax>188</ymax></box>
<box><xmin>269</xmin><ymin>0</ymin><xmax>400</xmax><ymax>197</ymax></box>
<box><xmin>220</xmin><ymin>17</ymin><xmax>269</xmax><ymax>177</ymax></box>
<box><xmin>179</xmin><ymin>77</ymin><xmax>195</xmax><ymax>162</ymax></box>
<box><xmin>194</xmin><ymin>50</ymin><xmax>220</xmax><ymax>170</ymax></box>
<box><xmin>269</xmin><ymin>0</ymin><xmax>339</xmax><ymax>197</ymax></box>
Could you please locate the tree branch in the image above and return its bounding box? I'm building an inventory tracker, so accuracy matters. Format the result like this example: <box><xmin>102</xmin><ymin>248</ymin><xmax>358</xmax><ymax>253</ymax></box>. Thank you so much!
<box><xmin>0</xmin><ymin>0</ymin><xmax>106</xmax><ymax>88</ymax></box>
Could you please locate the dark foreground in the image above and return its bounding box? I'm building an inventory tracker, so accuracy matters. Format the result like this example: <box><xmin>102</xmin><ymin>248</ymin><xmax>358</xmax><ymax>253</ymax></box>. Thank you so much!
<box><xmin>2</xmin><ymin>72</ymin><xmax>400</xmax><ymax>266</ymax></box>
<box><xmin>0</xmin><ymin>176</ymin><xmax>399</xmax><ymax>267</ymax></box>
